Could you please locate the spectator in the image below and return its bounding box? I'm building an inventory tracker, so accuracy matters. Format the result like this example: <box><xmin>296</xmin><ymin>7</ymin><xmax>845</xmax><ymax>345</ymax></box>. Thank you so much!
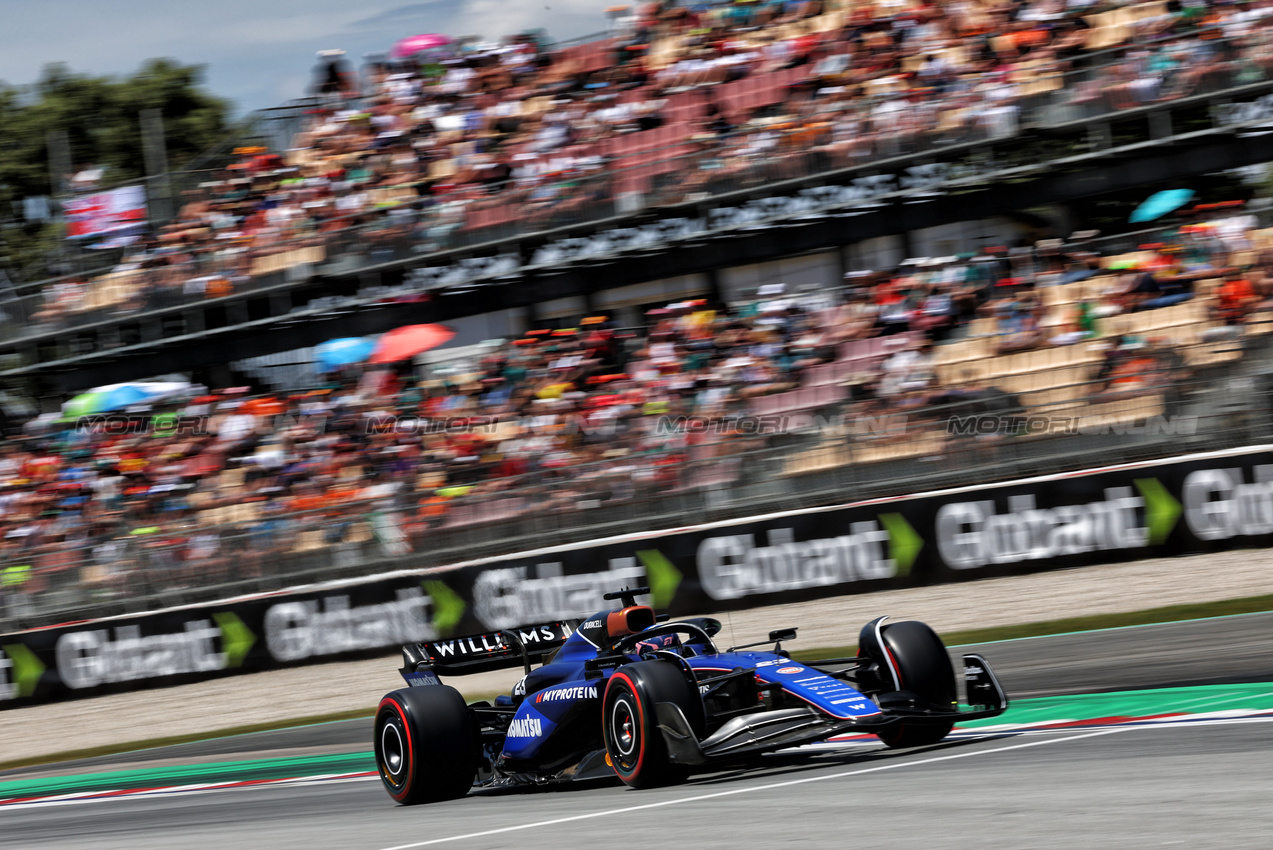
<box><xmin>1215</xmin><ymin>266</ymin><xmax>1260</xmax><ymax>324</ymax></box>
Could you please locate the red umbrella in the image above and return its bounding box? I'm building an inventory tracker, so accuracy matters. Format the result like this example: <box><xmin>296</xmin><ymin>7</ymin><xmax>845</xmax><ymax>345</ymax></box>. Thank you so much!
<box><xmin>370</xmin><ymin>324</ymin><xmax>456</xmax><ymax>364</ymax></box>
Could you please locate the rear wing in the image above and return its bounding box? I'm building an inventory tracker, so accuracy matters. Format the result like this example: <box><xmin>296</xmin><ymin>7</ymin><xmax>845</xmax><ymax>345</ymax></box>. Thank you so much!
<box><xmin>400</xmin><ymin>620</ymin><xmax>579</xmax><ymax>680</ymax></box>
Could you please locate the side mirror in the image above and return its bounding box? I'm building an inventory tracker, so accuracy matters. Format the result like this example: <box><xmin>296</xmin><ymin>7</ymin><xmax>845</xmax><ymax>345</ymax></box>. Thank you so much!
<box><xmin>768</xmin><ymin>628</ymin><xmax>798</xmax><ymax>643</ymax></box>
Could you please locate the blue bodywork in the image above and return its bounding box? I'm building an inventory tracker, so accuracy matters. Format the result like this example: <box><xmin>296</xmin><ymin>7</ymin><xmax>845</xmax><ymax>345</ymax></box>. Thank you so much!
<box><xmin>382</xmin><ymin>594</ymin><xmax>1008</xmax><ymax>802</ymax></box>
<box><xmin>497</xmin><ymin>613</ymin><xmax>881</xmax><ymax>762</ymax></box>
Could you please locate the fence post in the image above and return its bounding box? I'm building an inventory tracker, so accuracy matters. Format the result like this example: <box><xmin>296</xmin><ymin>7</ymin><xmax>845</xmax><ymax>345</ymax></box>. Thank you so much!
<box><xmin>141</xmin><ymin>107</ymin><xmax>172</xmax><ymax>226</ymax></box>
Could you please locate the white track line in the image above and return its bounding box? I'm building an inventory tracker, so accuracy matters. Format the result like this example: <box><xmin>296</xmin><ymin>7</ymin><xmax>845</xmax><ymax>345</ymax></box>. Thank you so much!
<box><xmin>373</xmin><ymin>729</ymin><xmax>1121</xmax><ymax>850</ymax></box>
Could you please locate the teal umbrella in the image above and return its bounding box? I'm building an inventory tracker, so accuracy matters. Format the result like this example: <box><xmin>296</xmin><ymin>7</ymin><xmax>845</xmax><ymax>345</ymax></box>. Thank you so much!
<box><xmin>1129</xmin><ymin>189</ymin><xmax>1195</xmax><ymax>223</ymax></box>
<box><xmin>62</xmin><ymin>385</ymin><xmax>149</xmax><ymax>419</ymax></box>
<box><xmin>314</xmin><ymin>337</ymin><xmax>375</xmax><ymax>372</ymax></box>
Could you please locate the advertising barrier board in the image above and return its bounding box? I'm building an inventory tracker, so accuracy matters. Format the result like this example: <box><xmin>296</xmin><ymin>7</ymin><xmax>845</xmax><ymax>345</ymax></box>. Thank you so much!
<box><xmin>4</xmin><ymin>445</ymin><xmax>1271</xmax><ymax>706</ymax></box>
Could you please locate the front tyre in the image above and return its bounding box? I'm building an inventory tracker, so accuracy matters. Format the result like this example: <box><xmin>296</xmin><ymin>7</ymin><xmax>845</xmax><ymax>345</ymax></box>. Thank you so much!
<box><xmin>862</xmin><ymin>619</ymin><xmax>957</xmax><ymax>749</ymax></box>
<box><xmin>876</xmin><ymin>717</ymin><xmax>954</xmax><ymax>748</ymax></box>
<box><xmin>374</xmin><ymin>686</ymin><xmax>479</xmax><ymax>804</ymax></box>
<box><xmin>603</xmin><ymin>661</ymin><xmax>704</xmax><ymax>789</ymax></box>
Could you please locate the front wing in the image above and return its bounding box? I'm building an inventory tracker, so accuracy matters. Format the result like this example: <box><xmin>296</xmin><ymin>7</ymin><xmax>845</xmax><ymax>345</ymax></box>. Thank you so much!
<box><xmin>656</xmin><ymin>653</ymin><xmax>1008</xmax><ymax>766</ymax></box>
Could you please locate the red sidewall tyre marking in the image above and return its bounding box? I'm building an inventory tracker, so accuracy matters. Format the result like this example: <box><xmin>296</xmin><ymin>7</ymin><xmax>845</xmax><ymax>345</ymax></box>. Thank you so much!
<box><xmin>378</xmin><ymin>697</ymin><xmax>414</xmax><ymax>802</ymax></box>
<box><xmin>606</xmin><ymin>672</ymin><xmax>646</xmax><ymax>781</ymax></box>
<box><xmin>886</xmin><ymin>646</ymin><xmax>904</xmax><ymax>688</ymax></box>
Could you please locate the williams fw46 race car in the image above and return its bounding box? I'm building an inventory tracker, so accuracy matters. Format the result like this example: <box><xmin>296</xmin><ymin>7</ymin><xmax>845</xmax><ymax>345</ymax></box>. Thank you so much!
<box><xmin>373</xmin><ymin>587</ymin><xmax>1008</xmax><ymax>804</ymax></box>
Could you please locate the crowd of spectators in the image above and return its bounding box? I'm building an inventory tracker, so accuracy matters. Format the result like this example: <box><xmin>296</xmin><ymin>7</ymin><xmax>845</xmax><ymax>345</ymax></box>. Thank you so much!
<box><xmin>18</xmin><ymin>0</ymin><xmax>1273</xmax><ymax>332</ymax></box>
<box><xmin>8</xmin><ymin>0</ymin><xmax>1273</xmax><ymax>616</ymax></box>
<box><xmin>3</xmin><ymin>205</ymin><xmax>1273</xmax><ymax>620</ymax></box>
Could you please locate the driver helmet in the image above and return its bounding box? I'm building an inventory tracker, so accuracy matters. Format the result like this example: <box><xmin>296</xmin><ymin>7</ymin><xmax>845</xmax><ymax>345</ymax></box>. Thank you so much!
<box><xmin>634</xmin><ymin>631</ymin><xmax>684</xmax><ymax>656</ymax></box>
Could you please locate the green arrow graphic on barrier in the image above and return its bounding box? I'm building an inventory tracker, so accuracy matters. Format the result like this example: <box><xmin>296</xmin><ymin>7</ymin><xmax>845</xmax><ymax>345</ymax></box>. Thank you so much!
<box><xmin>213</xmin><ymin>613</ymin><xmax>256</xmax><ymax>668</ymax></box>
<box><xmin>423</xmin><ymin>581</ymin><xmax>466</xmax><ymax>636</ymax></box>
<box><xmin>1135</xmin><ymin>478</ymin><xmax>1182</xmax><ymax>545</ymax></box>
<box><xmin>637</xmin><ymin>550</ymin><xmax>682</xmax><ymax>608</ymax></box>
<box><xmin>2</xmin><ymin>643</ymin><xmax>45</xmax><ymax>698</ymax></box>
<box><xmin>879</xmin><ymin>513</ymin><xmax>923</xmax><ymax>577</ymax></box>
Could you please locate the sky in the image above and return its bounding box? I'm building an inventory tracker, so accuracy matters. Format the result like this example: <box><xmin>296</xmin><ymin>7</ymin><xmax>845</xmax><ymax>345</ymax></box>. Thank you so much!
<box><xmin>0</xmin><ymin>0</ymin><xmax>611</xmax><ymax>117</ymax></box>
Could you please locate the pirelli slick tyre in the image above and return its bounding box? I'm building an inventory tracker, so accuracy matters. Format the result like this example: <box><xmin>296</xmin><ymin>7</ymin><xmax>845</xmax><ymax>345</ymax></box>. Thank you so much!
<box><xmin>864</xmin><ymin>620</ymin><xmax>958</xmax><ymax>749</ymax></box>
<box><xmin>375</xmin><ymin>686</ymin><xmax>479</xmax><ymax>805</ymax></box>
<box><xmin>876</xmin><ymin>716</ymin><xmax>955</xmax><ymax>749</ymax></box>
<box><xmin>603</xmin><ymin>661</ymin><xmax>704</xmax><ymax>789</ymax></box>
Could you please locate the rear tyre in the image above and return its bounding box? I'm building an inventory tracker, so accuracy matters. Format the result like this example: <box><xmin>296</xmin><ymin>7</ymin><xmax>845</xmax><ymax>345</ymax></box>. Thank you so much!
<box><xmin>374</xmin><ymin>686</ymin><xmax>479</xmax><ymax>804</ymax></box>
<box><xmin>864</xmin><ymin>620</ymin><xmax>957</xmax><ymax>749</ymax></box>
<box><xmin>603</xmin><ymin>661</ymin><xmax>704</xmax><ymax>789</ymax></box>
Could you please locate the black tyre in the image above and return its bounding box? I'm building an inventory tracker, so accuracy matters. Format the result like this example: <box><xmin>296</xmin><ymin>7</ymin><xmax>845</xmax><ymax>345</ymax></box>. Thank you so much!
<box><xmin>374</xmin><ymin>686</ymin><xmax>479</xmax><ymax>804</ymax></box>
<box><xmin>603</xmin><ymin>661</ymin><xmax>705</xmax><ymax>789</ymax></box>
<box><xmin>876</xmin><ymin>716</ymin><xmax>954</xmax><ymax>749</ymax></box>
<box><xmin>864</xmin><ymin>619</ymin><xmax>957</xmax><ymax>749</ymax></box>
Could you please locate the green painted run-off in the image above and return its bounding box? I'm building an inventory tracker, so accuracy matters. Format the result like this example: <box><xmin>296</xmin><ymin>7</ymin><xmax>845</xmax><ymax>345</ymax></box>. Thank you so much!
<box><xmin>956</xmin><ymin>681</ymin><xmax>1273</xmax><ymax>728</ymax></box>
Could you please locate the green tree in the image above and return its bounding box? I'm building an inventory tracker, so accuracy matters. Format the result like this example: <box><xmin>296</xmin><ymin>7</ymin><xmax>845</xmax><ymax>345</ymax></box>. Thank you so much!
<box><xmin>0</xmin><ymin>59</ymin><xmax>230</xmax><ymax>281</ymax></box>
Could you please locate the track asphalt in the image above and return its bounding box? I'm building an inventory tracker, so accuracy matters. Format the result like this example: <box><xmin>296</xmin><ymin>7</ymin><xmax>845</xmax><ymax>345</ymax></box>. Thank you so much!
<box><xmin>1</xmin><ymin>611</ymin><xmax>1271</xmax><ymax>848</ymax></box>
<box><xmin>3</xmin><ymin>721</ymin><xmax>1270</xmax><ymax>848</ymax></box>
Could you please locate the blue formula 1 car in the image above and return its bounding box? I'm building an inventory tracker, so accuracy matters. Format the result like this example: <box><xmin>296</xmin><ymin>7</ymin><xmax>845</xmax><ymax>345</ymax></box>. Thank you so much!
<box><xmin>373</xmin><ymin>587</ymin><xmax>1008</xmax><ymax>804</ymax></box>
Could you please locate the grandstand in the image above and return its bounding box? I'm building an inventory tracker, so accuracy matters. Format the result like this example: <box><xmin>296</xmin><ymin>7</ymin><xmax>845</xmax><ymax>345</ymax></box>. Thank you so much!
<box><xmin>5</xmin><ymin>1</ymin><xmax>1273</xmax><ymax>372</ymax></box>
<box><xmin>5</xmin><ymin>0</ymin><xmax>1273</xmax><ymax>628</ymax></box>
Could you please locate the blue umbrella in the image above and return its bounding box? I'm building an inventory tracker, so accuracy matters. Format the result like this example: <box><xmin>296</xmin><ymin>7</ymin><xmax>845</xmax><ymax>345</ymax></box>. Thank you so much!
<box><xmin>1129</xmin><ymin>189</ymin><xmax>1195</xmax><ymax>223</ymax></box>
<box><xmin>96</xmin><ymin>384</ymin><xmax>153</xmax><ymax>410</ymax></box>
<box><xmin>61</xmin><ymin>381</ymin><xmax>194</xmax><ymax>418</ymax></box>
<box><xmin>315</xmin><ymin>337</ymin><xmax>375</xmax><ymax>371</ymax></box>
